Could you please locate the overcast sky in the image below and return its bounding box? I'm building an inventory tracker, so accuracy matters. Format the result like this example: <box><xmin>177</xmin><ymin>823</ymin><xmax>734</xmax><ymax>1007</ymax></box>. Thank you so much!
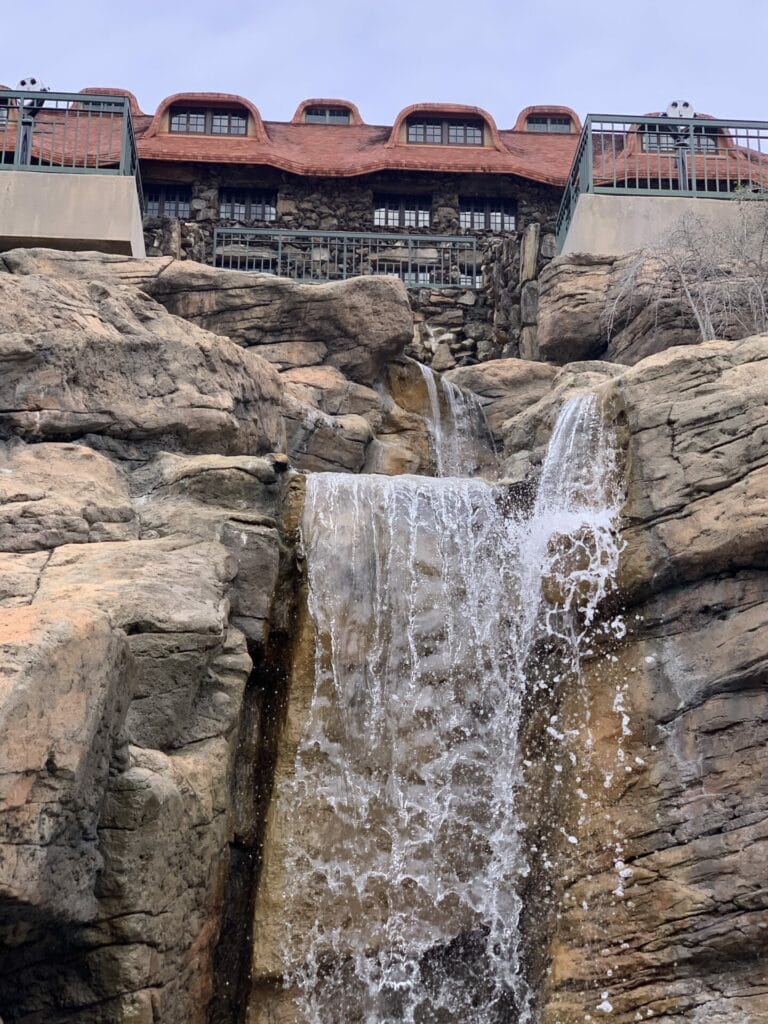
<box><xmin>1</xmin><ymin>0</ymin><xmax>765</xmax><ymax>126</ymax></box>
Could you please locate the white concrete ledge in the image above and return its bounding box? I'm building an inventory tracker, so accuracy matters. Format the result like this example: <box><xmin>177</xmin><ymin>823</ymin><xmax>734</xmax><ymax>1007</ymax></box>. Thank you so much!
<box><xmin>562</xmin><ymin>192</ymin><xmax>764</xmax><ymax>257</ymax></box>
<box><xmin>0</xmin><ymin>170</ymin><xmax>145</xmax><ymax>257</ymax></box>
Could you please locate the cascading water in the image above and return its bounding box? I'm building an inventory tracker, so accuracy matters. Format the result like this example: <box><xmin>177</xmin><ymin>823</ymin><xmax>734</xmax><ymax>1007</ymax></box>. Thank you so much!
<box><xmin>416</xmin><ymin>363</ymin><xmax>489</xmax><ymax>477</ymax></box>
<box><xmin>269</xmin><ymin>393</ymin><xmax>622</xmax><ymax>1023</ymax></box>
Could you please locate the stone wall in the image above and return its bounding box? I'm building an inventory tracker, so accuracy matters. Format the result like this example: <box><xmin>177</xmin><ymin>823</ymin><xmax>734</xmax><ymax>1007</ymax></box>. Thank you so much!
<box><xmin>141</xmin><ymin>165</ymin><xmax>560</xmax><ymax>365</ymax></box>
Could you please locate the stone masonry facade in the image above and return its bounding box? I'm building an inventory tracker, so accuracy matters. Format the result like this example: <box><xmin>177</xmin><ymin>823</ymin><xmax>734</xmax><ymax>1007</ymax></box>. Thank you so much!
<box><xmin>142</xmin><ymin>167</ymin><xmax>560</xmax><ymax>367</ymax></box>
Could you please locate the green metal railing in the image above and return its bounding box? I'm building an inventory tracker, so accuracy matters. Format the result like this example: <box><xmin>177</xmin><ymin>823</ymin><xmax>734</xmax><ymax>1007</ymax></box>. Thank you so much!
<box><xmin>212</xmin><ymin>227</ymin><xmax>480</xmax><ymax>288</ymax></box>
<box><xmin>556</xmin><ymin>114</ymin><xmax>768</xmax><ymax>251</ymax></box>
<box><xmin>0</xmin><ymin>90</ymin><xmax>142</xmax><ymax>202</ymax></box>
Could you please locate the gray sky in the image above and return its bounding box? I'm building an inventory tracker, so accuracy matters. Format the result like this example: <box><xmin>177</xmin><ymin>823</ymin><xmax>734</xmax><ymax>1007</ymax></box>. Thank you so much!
<box><xmin>2</xmin><ymin>0</ymin><xmax>766</xmax><ymax>126</ymax></box>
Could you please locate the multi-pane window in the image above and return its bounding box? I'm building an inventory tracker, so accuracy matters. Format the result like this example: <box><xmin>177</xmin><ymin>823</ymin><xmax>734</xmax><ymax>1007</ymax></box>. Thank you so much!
<box><xmin>406</xmin><ymin>119</ymin><xmax>484</xmax><ymax>146</ymax></box>
<box><xmin>169</xmin><ymin>107</ymin><xmax>247</xmax><ymax>136</ymax></box>
<box><xmin>169</xmin><ymin>109</ymin><xmax>206</xmax><ymax>134</ymax></box>
<box><xmin>219</xmin><ymin>188</ymin><xmax>277</xmax><ymax>222</ymax></box>
<box><xmin>641</xmin><ymin>124</ymin><xmax>718</xmax><ymax>153</ymax></box>
<box><xmin>459</xmin><ymin>197</ymin><xmax>516</xmax><ymax>232</ymax></box>
<box><xmin>527</xmin><ymin>115</ymin><xmax>572</xmax><ymax>133</ymax></box>
<box><xmin>373</xmin><ymin>194</ymin><xmax>431</xmax><ymax>228</ymax></box>
<box><xmin>211</xmin><ymin>111</ymin><xmax>247</xmax><ymax>135</ymax></box>
<box><xmin>407</xmin><ymin>121</ymin><xmax>443</xmax><ymax>144</ymax></box>
<box><xmin>305</xmin><ymin>107</ymin><xmax>351</xmax><ymax>124</ymax></box>
<box><xmin>143</xmin><ymin>184</ymin><xmax>192</xmax><ymax>219</ymax></box>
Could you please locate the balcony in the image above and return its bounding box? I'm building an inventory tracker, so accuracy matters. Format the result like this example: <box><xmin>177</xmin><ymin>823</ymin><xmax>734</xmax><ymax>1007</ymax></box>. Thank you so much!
<box><xmin>212</xmin><ymin>227</ymin><xmax>480</xmax><ymax>289</ymax></box>
<box><xmin>0</xmin><ymin>90</ymin><xmax>145</xmax><ymax>256</ymax></box>
<box><xmin>556</xmin><ymin>114</ymin><xmax>768</xmax><ymax>255</ymax></box>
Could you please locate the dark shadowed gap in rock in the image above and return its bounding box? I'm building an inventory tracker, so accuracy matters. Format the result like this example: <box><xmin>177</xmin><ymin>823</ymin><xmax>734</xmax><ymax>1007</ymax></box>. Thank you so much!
<box><xmin>208</xmin><ymin>628</ymin><xmax>295</xmax><ymax>1024</ymax></box>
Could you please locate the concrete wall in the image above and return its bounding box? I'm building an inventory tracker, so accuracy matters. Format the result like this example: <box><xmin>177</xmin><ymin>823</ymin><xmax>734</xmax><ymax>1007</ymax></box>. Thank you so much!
<box><xmin>0</xmin><ymin>171</ymin><xmax>145</xmax><ymax>257</ymax></box>
<box><xmin>561</xmin><ymin>192</ymin><xmax>760</xmax><ymax>257</ymax></box>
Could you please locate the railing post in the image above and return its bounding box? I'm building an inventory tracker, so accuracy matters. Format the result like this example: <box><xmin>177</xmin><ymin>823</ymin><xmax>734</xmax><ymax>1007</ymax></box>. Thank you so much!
<box><xmin>119</xmin><ymin>98</ymin><xmax>131</xmax><ymax>176</ymax></box>
<box><xmin>12</xmin><ymin>109</ymin><xmax>23</xmax><ymax>170</ymax></box>
<box><xmin>584</xmin><ymin>117</ymin><xmax>593</xmax><ymax>193</ymax></box>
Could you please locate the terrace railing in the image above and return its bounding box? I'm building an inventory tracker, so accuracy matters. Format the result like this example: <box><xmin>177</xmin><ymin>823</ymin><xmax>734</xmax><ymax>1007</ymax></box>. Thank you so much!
<box><xmin>212</xmin><ymin>227</ymin><xmax>480</xmax><ymax>289</ymax></box>
<box><xmin>0</xmin><ymin>90</ymin><xmax>142</xmax><ymax>199</ymax></box>
<box><xmin>556</xmin><ymin>113</ymin><xmax>768</xmax><ymax>250</ymax></box>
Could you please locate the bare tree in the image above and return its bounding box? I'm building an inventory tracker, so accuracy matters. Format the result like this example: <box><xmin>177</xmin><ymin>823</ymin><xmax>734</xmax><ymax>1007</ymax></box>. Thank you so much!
<box><xmin>605</xmin><ymin>198</ymin><xmax>768</xmax><ymax>347</ymax></box>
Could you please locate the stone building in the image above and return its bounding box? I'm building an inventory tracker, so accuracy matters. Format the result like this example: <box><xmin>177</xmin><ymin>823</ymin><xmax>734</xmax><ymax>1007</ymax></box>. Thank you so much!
<box><xmin>120</xmin><ymin>90</ymin><xmax>581</xmax><ymax>366</ymax></box>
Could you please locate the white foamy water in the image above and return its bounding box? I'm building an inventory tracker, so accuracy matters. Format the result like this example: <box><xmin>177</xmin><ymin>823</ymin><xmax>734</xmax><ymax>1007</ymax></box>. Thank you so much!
<box><xmin>416</xmin><ymin>363</ymin><xmax>489</xmax><ymax>478</ymax></box>
<box><xmin>276</xmin><ymin>394</ymin><xmax>622</xmax><ymax>1023</ymax></box>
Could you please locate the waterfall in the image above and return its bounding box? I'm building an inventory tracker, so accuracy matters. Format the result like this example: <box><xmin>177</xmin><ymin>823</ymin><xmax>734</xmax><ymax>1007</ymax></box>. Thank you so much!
<box><xmin>416</xmin><ymin>363</ymin><xmax>489</xmax><ymax>478</ymax></box>
<box><xmin>271</xmin><ymin>394</ymin><xmax>621</xmax><ymax>1023</ymax></box>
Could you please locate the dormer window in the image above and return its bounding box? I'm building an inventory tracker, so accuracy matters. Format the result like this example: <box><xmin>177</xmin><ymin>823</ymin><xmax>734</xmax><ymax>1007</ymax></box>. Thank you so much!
<box><xmin>527</xmin><ymin>115</ymin><xmax>572</xmax><ymax>133</ymax></box>
<box><xmin>641</xmin><ymin>123</ymin><xmax>719</xmax><ymax>153</ymax></box>
<box><xmin>407</xmin><ymin>118</ymin><xmax>484</xmax><ymax>146</ymax></box>
<box><xmin>305</xmin><ymin>106</ymin><xmax>351</xmax><ymax>124</ymax></box>
<box><xmin>169</xmin><ymin>107</ymin><xmax>247</xmax><ymax>136</ymax></box>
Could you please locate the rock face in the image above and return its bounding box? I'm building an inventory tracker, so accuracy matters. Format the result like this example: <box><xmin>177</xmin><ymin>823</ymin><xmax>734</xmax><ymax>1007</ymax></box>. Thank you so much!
<box><xmin>3</xmin><ymin>245</ymin><xmax>768</xmax><ymax>1024</ymax></box>
<box><xmin>0</xmin><ymin>250</ymin><xmax>425</xmax><ymax>1024</ymax></box>
<box><xmin>0</xmin><ymin>249</ymin><xmax>436</xmax><ymax>477</ymax></box>
<box><xmin>0</xmin><ymin>270</ymin><xmax>286</xmax><ymax>457</ymax></box>
<box><xmin>536</xmin><ymin>252</ymin><xmax>706</xmax><ymax>365</ymax></box>
<box><xmin>539</xmin><ymin>335</ymin><xmax>768</xmax><ymax>1023</ymax></box>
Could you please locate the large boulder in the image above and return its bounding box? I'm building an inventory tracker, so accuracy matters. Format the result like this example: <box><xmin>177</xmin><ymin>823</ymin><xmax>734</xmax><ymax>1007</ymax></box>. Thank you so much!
<box><xmin>0</xmin><ymin>250</ymin><xmax>415</xmax><ymax>388</ymax></box>
<box><xmin>141</xmin><ymin>263</ymin><xmax>414</xmax><ymax>386</ymax></box>
<box><xmin>536</xmin><ymin>252</ymin><xmax>703</xmax><ymax>366</ymax></box>
<box><xmin>0</xmin><ymin>272</ymin><xmax>286</xmax><ymax>457</ymax></box>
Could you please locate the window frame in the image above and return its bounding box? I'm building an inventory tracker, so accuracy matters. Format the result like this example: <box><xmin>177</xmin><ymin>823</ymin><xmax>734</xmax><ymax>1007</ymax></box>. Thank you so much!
<box><xmin>218</xmin><ymin>187</ymin><xmax>277</xmax><ymax>223</ymax></box>
<box><xmin>169</xmin><ymin>106</ymin><xmax>248</xmax><ymax>136</ymax></box>
<box><xmin>304</xmin><ymin>106</ymin><xmax>352</xmax><ymax>124</ymax></box>
<box><xmin>458</xmin><ymin>197</ymin><xmax>517</xmax><ymax>232</ymax></box>
<box><xmin>406</xmin><ymin>118</ymin><xmax>484</xmax><ymax>146</ymax></box>
<box><xmin>640</xmin><ymin>123</ymin><xmax>719</xmax><ymax>154</ymax></box>
<box><xmin>143</xmin><ymin>183</ymin><xmax>192</xmax><ymax>219</ymax></box>
<box><xmin>373</xmin><ymin>193</ymin><xmax>432</xmax><ymax>229</ymax></box>
<box><xmin>526</xmin><ymin>115</ymin><xmax>573</xmax><ymax>133</ymax></box>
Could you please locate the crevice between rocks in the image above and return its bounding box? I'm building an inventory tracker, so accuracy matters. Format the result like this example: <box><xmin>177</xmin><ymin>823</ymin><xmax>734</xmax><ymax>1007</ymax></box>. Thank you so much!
<box><xmin>207</xmin><ymin>626</ymin><xmax>294</xmax><ymax>1024</ymax></box>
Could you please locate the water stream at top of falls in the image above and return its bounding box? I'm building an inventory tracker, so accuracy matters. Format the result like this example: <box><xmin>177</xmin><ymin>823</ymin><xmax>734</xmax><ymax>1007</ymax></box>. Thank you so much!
<box><xmin>272</xmin><ymin>392</ymin><xmax>622</xmax><ymax>1023</ymax></box>
<box><xmin>416</xmin><ymin>363</ymin><xmax>490</xmax><ymax>478</ymax></box>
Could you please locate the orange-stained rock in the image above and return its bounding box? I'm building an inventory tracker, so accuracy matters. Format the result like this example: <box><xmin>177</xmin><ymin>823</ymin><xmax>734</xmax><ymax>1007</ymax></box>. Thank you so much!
<box><xmin>0</xmin><ymin>602</ymin><xmax>132</xmax><ymax>924</ymax></box>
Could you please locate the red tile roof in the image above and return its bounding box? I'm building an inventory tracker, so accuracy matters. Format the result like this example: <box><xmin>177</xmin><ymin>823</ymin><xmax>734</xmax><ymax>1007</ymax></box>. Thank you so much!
<box><xmin>133</xmin><ymin>93</ymin><xmax>582</xmax><ymax>185</ymax></box>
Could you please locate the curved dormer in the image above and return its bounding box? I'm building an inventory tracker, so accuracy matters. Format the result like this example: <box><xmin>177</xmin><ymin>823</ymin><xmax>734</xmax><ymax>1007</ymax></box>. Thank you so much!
<box><xmin>514</xmin><ymin>105</ymin><xmax>581</xmax><ymax>134</ymax></box>
<box><xmin>629</xmin><ymin>111</ymin><xmax>727</xmax><ymax>155</ymax></box>
<box><xmin>80</xmin><ymin>87</ymin><xmax>144</xmax><ymax>118</ymax></box>
<box><xmin>291</xmin><ymin>98</ymin><xmax>363</xmax><ymax>125</ymax></box>
<box><xmin>144</xmin><ymin>92</ymin><xmax>268</xmax><ymax>142</ymax></box>
<box><xmin>387</xmin><ymin>103</ymin><xmax>504</xmax><ymax>150</ymax></box>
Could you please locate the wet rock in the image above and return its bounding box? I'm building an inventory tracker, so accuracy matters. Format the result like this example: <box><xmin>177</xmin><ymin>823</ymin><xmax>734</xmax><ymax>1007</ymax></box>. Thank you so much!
<box><xmin>499</xmin><ymin>360</ymin><xmax>623</xmax><ymax>482</ymax></box>
<box><xmin>541</xmin><ymin>332</ymin><xmax>768</xmax><ymax>1024</ymax></box>
<box><xmin>445</xmin><ymin>358</ymin><xmax>557</xmax><ymax>441</ymax></box>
